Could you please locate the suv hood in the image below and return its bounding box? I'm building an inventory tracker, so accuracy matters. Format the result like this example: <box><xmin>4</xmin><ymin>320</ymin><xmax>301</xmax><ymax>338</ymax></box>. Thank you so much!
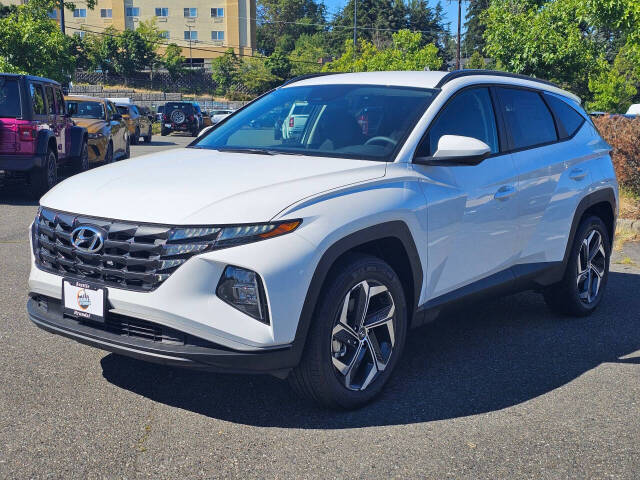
<box><xmin>71</xmin><ymin>118</ymin><xmax>105</xmax><ymax>133</ymax></box>
<box><xmin>41</xmin><ymin>148</ymin><xmax>386</xmax><ymax>224</ymax></box>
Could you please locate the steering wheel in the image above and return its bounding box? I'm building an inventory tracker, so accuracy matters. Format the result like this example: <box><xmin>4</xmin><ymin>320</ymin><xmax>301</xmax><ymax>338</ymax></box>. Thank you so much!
<box><xmin>364</xmin><ymin>136</ymin><xmax>397</xmax><ymax>148</ymax></box>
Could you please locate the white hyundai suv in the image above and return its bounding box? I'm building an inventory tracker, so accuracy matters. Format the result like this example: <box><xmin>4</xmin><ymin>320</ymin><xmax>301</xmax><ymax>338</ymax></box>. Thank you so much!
<box><xmin>27</xmin><ymin>71</ymin><xmax>618</xmax><ymax>409</ymax></box>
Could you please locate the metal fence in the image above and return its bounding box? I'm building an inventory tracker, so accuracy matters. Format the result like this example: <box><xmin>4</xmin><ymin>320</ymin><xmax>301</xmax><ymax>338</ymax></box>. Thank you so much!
<box><xmin>74</xmin><ymin>69</ymin><xmax>218</xmax><ymax>94</ymax></box>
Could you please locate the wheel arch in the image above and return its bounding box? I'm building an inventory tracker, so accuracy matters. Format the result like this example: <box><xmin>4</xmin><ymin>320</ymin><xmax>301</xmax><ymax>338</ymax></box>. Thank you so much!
<box><xmin>69</xmin><ymin>126</ymin><xmax>88</xmax><ymax>158</ymax></box>
<box><xmin>36</xmin><ymin>130</ymin><xmax>57</xmax><ymax>157</ymax></box>
<box><xmin>289</xmin><ymin>221</ymin><xmax>423</xmax><ymax>366</ymax></box>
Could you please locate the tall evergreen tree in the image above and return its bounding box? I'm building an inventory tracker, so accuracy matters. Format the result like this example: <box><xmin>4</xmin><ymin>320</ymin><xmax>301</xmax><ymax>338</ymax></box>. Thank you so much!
<box><xmin>462</xmin><ymin>0</ymin><xmax>490</xmax><ymax>54</ymax></box>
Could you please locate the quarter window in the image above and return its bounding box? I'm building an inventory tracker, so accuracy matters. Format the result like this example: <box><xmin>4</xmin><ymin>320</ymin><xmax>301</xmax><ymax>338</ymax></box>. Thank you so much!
<box><xmin>419</xmin><ymin>87</ymin><xmax>499</xmax><ymax>156</ymax></box>
<box><xmin>45</xmin><ymin>86</ymin><xmax>56</xmax><ymax>115</ymax></box>
<box><xmin>496</xmin><ymin>88</ymin><xmax>557</xmax><ymax>150</ymax></box>
<box><xmin>30</xmin><ymin>84</ymin><xmax>46</xmax><ymax>116</ymax></box>
<box><xmin>544</xmin><ymin>94</ymin><xmax>585</xmax><ymax>139</ymax></box>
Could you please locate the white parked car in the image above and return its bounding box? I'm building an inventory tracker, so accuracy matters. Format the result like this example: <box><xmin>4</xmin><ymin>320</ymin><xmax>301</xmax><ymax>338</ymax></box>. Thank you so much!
<box><xmin>281</xmin><ymin>101</ymin><xmax>312</xmax><ymax>139</ymax></box>
<box><xmin>626</xmin><ymin>104</ymin><xmax>640</xmax><ymax>116</ymax></box>
<box><xmin>210</xmin><ymin>109</ymin><xmax>235</xmax><ymax>124</ymax></box>
<box><xmin>28</xmin><ymin>70</ymin><xmax>618</xmax><ymax>409</ymax></box>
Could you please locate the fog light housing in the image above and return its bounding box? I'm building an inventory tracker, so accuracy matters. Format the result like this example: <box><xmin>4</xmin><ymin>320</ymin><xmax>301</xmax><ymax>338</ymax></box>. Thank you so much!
<box><xmin>216</xmin><ymin>266</ymin><xmax>269</xmax><ymax>324</ymax></box>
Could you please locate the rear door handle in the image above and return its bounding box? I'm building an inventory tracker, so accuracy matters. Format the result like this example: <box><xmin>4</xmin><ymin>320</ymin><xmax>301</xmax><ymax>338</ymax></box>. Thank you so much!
<box><xmin>569</xmin><ymin>168</ymin><xmax>587</xmax><ymax>181</ymax></box>
<box><xmin>494</xmin><ymin>185</ymin><xmax>516</xmax><ymax>201</ymax></box>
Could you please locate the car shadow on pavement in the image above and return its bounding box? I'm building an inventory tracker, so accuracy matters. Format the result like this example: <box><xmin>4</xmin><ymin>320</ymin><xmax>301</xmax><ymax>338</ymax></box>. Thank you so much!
<box><xmin>101</xmin><ymin>271</ymin><xmax>640</xmax><ymax>429</ymax></box>
<box><xmin>0</xmin><ymin>185</ymin><xmax>39</xmax><ymax>206</ymax></box>
<box><xmin>139</xmin><ymin>141</ymin><xmax>183</xmax><ymax>147</ymax></box>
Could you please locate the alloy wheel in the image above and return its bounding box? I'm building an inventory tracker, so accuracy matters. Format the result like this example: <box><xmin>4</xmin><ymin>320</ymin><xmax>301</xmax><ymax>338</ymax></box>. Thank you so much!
<box><xmin>46</xmin><ymin>152</ymin><xmax>57</xmax><ymax>187</ymax></box>
<box><xmin>330</xmin><ymin>280</ymin><xmax>396</xmax><ymax>391</ymax></box>
<box><xmin>577</xmin><ymin>229</ymin><xmax>606</xmax><ymax>304</ymax></box>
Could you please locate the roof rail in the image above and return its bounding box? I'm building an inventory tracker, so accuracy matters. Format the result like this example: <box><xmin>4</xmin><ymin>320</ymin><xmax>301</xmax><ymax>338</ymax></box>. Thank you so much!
<box><xmin>281</xmin><ymin>72</ymin><xmax>341</xmax><ymax>87</ymax></box>
<box><xmin>435</xmin><ymin>69</ymin><xmax>560</xmax><ymax>89</ymax></box>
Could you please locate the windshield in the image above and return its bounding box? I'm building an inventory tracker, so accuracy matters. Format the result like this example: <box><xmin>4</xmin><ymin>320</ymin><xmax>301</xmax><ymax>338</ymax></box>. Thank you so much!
<box><xmin>0</xmin><ymin>78</ymin><xmax>21</xmax><ymax>118</ymax></box>
<box><xmin>116</xmin><ymin>106</ymin><xmax>129</xmax><ymax>115</ymax></box>
<box><xmin>193</xmin><ymin>84</ymin><xmax>438</xmax><ymax>161</ymax></box>
<box><xmin>67</xmin><ymin>101</ymin><xmax>105</xmax><ymax>119</ymax></box>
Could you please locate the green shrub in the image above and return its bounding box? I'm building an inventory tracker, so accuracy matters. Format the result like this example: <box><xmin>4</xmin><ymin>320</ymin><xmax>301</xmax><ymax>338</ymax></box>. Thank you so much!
<box><xmin>593</xmin><ymin>115</ymin><xmax>640</xmax><ymax>196</ymax></box>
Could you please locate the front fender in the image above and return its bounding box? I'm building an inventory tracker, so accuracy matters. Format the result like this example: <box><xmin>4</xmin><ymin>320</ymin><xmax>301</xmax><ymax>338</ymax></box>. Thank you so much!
<box><xmin>69</xmin><ymin>126</ymin><xmax>87</xmax><ymax>158</ymax></box>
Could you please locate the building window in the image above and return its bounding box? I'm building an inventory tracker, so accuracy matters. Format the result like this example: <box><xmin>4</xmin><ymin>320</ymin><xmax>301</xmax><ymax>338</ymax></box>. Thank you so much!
<box><xmin>155</xmin><ymin>7</ymin><xmax>169</xmax><ymax>17</ymax></box>
<box><xmin>126</xmin><ymin>7</ymin><xmax>140</xmax><ymax>17</ymax></box>
<box><xmin>73</xmin><ymin>31</ymin><xmax>86</xmax><ymax>38</ymax></box>
<box><xmin>73</xmin><ymin>9</ymin><xmax>86</xmax><ymax>17</ymax></box>
<box><xmin>48</xmin><ymin>10</ymin><xmax>57</xmax><ymax>19</ymax></box>
<box><xmin>100</xmin><ymin>9</ymin><xmax>112</xmax><ymax>18</ymax></box>
<box><xmin>183</xmin><ymin>8</ymin><xmax>197</xmax><ymax>18</ymax></box>
<box><xmin>184</xmin><ymin>30</ymin><xmax>198</xmax><ymax>41</ymax></box>
<box><xmin>211</xmin><ymin>31</ymin><xmax>224</xmax><ymax>41</ymax></box>
<box><xmin>211</xmin><ymin>8</ymin><xmax>224</xmax><ymax>17</ymax></box>
<box><xmin>159</xmin><ymin>31</ymin><xmax>169</xmax><ymax>39</ymax></box>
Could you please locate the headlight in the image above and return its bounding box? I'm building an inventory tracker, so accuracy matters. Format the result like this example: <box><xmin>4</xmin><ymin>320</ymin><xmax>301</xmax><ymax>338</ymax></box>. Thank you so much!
<box><xmin>87</xmin><ymin>132</ymin><xmax>104</xmax><ymax>139</ymax></box>
<box><xmin>166</xmin><ymin>219</ymin><xmax>301</xmax><ymax>251</ymax></box>
<box><xmin>216</xmin><ymin>266</ymin><xmax>269</xmax><ymax>323</ymax></box>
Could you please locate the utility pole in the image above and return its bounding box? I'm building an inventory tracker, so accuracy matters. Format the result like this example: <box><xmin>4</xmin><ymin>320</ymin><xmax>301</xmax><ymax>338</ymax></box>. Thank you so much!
<box><xmin>456</xmin><ymin>0</ymin><xmax>462</xmax><ymax>70</ymax></box>
<box><xmin>59</xmin><ymin>0</ymin><xmax>65</xmax><ymax>34</ymax></box>
<box><xmin>353</xmin><ymin>0</ymin><xmax>357</xmax><ymax>51</ymax></box>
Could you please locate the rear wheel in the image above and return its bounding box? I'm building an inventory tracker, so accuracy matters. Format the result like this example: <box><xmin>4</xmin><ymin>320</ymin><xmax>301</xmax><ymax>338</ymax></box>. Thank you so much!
<box><xmin>28</xmin><ymin>149</ymin><xmax>57</xmax><ymax>199</ymax></box>
<box><xmin>544</xmin><ymin>216</ymin><xmax>611</xmax><ymax>316</ymax></box>
<box><xmin>122</xmin><ymin>137</ymin><xmax>130</xmax><ymax>159</ymax></box>
<box><xmin>131</xmin><ymin>127</ymin><xmax>140</xmax><ymax>145</ymax></box>
<box><xmin>143</xmin><ymin>125</ymin><xmax>152</xmax><ymax>143</ymax></box>
<box><xmin>71</xmin><ymin>141</ymin><xmax>89</xmax><ymax>174</ymax></box>
<box><xmin>161</xmin><ymin>128</ymin><xmax>169</xmax><ymax>137</ymax></box>
<box><xmin>289</xmin><ymin>254</ymin><xmax>408</xmax><ymax>409</ymax></box>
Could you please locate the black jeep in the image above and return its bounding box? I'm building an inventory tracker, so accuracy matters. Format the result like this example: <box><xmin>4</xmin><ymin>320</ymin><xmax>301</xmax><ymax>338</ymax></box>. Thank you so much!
<box><xmin>161</xmin><ymin>102</ymin><xmax>203</xmax><ymax>137</ymax></box>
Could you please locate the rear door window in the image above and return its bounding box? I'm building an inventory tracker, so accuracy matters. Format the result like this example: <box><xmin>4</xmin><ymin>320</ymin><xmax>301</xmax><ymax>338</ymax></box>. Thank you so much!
<box><xmin>496</xmin><ymin>88</ymin><xmax>557</xmax><ymax>150</ymax></box>
<box><xmin>418</xmin><ymin>87</ymin><xmax>499</xmax><ymax>156</ymax></box>
<box><xmin>0</xmin><ymin>77</ymin><xmax>21</xmax><ymax>118</ymax></box>
<box><xmin>45</xmin><ymin>86</ymin><xmax>56</xmax><ymax>115</ymax></box>
<box><xmin>543</xmin><ymin>94</ymin><xmax>585</xmax><ymax>139</ymax></box>
<box><xmin>55</xmin><ymin>88</ymin><xmax>65</xmax><ymax>115</ymax></box>
<box><xmin>30</xmin><ymin>83</ymin><xmax>46</xmax><ymax>116</ymax></box>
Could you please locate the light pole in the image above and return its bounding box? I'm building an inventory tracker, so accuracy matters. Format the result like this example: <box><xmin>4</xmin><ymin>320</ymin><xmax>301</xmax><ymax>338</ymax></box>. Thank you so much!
<box><xmin>456</xmin><ymin>0</ymin><xmax>462</xmax><ymax>70</ymax></box>
<box><xmin>59</xmin><ymin>0</ymin><xmax>65</xmax><ymax>34</ymax></box>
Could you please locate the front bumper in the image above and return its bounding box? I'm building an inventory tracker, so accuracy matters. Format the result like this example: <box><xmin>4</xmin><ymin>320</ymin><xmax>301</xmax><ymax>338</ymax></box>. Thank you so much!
<box><xmin>0</xmin><ymin>153</ymin><xmax>45</xmax><ymax>171</ymax></box>
<box><xmin>87</xmin><ymin>137</ymin><xmax>106</xmax><ymax>162</ymax></box>
<box><xmin>27</xmin><ymin>295</ymin><xmax>297</xmax><ymax>374</ymax></box>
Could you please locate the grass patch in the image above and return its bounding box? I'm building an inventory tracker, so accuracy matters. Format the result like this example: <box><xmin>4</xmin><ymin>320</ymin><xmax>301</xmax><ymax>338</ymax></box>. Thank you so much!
<box><xmin>152</xmin><ymin>122</ymin><xmax>162</xmax><ymax>135</ymax></box>
<box><xmin>615</xmin><ymin>256</ymin><xmax>637</xmax><ymax>266</ymax></box>
<box><xmin>620</xmin><ymin>187</ymin><xmax>640</xmax><ymax>220</ymax></box>
<box><xmin>615</xmin><ymin>226</ymin><xmax>640</xmax><ymax>251</ymax></box>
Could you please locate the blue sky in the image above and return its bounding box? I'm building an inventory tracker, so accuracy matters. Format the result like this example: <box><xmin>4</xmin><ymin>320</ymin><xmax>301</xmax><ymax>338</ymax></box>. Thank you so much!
<box><xmin>322</xmin><ymin>0</ymin><xmax>469</xmax><ymax>33</ymax></box>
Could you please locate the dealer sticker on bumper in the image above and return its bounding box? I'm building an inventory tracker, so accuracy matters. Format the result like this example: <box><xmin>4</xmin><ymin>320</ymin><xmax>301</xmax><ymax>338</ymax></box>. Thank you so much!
<box><xmin>62</xmin><ymin>279</ymin><xmax>106</xmax><ymax>322</ymax></box>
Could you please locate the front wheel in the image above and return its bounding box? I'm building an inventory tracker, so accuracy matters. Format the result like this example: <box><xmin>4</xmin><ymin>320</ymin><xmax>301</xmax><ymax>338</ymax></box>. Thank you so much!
<box><xmin>144</xmin><ymin>126</ymin><xmax>152</xmax><ymax>143</ymax></box>
<box><xmin>289</xmin><ymin>254</ymin><xmax>408</xmax><ymax>409</ymax></box>
<box><xmin>544</xmin><ymin>215</ymin><xmax>611</xmax><ymax>316</ymax></box>
<box><xmin>71</xmin><ymin>141</ymin><xmax>89</xmax><ymax>174</ymax></box>
<box><xmin>122</xmin><ymin>137</ymin><xmax>130</xmax><ymax>159</ymax></box>
<box><xmin>131</xmin><ymin>127</ymin><xmax>140</xmax><ymax>145</ymax></box>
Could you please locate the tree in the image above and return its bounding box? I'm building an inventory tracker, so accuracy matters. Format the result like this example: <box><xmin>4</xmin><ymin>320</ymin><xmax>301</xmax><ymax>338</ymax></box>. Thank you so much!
<box><xmin>465</xmin><ymin>51</ymin><xmax>486</xmax><ymax>69</ymax></box>
<box><xmin>0</xmin><ymin>0</ymin><xmax>75</xmax><ymax>82</ymax></box>
<box><xmin>265</xmin><ymin>50</ymin><xmax>292</xmax><ymax>80</ymax></box>
<box><xmin>588</xmin><ymin>48</ymin><xmax>639</xmax><ymax>112</ymax></box>
<box><xmin>482</xmin><ymin>0</ymin><xmax>598</xmax><ymax>98</ymax></box>
<box><xmin>163</xmin><ymin>43</ymin><xmax>185</xmax><ymax>79</ymax></box>
<box><xmin>211</xmin><ymin>48</ymin><xmax>242</xmax><ymax>96</ymax></box>
<box><xmin>85</xmin><ymin>26</ymin><xmax>119</xmax><ymax>73</ymax></box>
<box><xmin>257</xmin><ymin>0</ymin><xmax>326</xmax><ymax>55</ymax></box>
<box><xmin>289</xmin><ymin>33</ymin><xmax>328</xmax><ymax>76</ymax></box>
<box><xmin>463</xmin><ymin>0</ymin><xmax>490</xmax><ymax>54</ymax></box>
<box><xmin>324</xmin><ymin>30</ymin><xmax>442</xmax><ymax>73</ymax></box>
<box><xmin>237</xmin><ymin>57</ymin><xmax>278</xmax><ymax>94</ymax></box>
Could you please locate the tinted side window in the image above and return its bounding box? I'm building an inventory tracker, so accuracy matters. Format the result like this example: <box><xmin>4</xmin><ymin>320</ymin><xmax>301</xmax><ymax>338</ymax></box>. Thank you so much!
<box><xmin>0</xmin><ymin>78</ymin><xmax>22</xmax><ymax>117</ymax></box>
<box><xmin>544</xmin><ymin>94</ymin><xmax>585</xmax><ymax>138</ymax></box>
<box><xmin>55</xmin><ymin>88</ymin><xmax>65</xmax><ymax>114</ymax></box>
<box><xmin>30</xmin><ymin>83</ymin><xmax>46</xmax><ymax>116</ymax></box>
<box><xmin>419</xmin><ymin>87</ymin><xmax>499</xmax><ymax>156</ymax></box>
<box><xmin>45</xmin><ymin>86</ymin><xmax>56</xmax><ymax>114</ymax></box>
<box><xmin>496</xmin><ymin>88</ymin><xmax>557</xmax><ymax>150</ymax></box>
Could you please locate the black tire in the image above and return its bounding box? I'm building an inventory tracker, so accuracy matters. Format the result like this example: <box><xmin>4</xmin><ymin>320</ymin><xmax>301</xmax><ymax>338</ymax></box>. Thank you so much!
<box><xmin>289</xmin><ymin>253</ymin><xmax>408</xmax><ymax>409</ymax></box>
<box><xmin>104</xmin><ymin>141</ymin><xmax>114</xmax><ymax>164</ymax></box>
<box><xmin>71</xmin><ymin>141</ymin><xmax>89</xmax><ymax>174</ymax></box>
<box><xmin>143</xmin><ymin>126</ymin><xmax>152</xmax><ymax>143</ymax></box>
<box><xmin>161</xmin><ymin>128</ymin><xmax>169</xmax><ymax>137</ymax></box>
<box><xmin>122</xmin><ymin>137</ymin><xmax>130</xmax><ymax>159</ymax></box>
<box><xmin>544</xmin><ymin>215</ymin><xmax>611</xmax><ymax>316</ymax></box>
<box><xmin>131</xmin><ymin>127</ymin><xmax>140</xmax><ymax>145</ymax></box>
<box><xmin>28</xmin><ymin>149</ymin><xmax>57</xmax><ymax>199</ymax></box>
<box><xmin>191</xmin><ymin>126</ymin><xmax>199</xmax><ymax>137</ymax></box>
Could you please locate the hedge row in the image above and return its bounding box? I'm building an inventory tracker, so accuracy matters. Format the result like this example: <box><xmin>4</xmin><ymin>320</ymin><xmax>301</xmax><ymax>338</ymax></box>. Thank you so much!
<box><xmin>592</xmin><ymin>116</ymin><xmax>640</xmax><ymax>196</ymax></box>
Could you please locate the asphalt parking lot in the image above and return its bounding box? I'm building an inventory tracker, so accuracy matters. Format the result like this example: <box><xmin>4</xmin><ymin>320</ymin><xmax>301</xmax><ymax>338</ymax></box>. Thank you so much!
<box><xmin>1</xmin><ymin>136</ymin><xmax>639</xmax><ymax>479</ymax></box>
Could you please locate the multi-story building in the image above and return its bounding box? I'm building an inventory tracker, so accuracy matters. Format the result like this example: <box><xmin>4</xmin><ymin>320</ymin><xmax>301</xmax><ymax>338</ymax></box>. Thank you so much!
<box><xmin>7</xmin><ymin>0</ymin><xmax>256</xmax><ymax>69</ymax></box>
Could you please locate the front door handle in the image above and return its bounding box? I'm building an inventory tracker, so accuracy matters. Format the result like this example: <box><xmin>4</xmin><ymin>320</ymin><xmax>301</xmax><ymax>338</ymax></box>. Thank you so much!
<box><xmin>494</xmin><ymin>185</ymin><xmax>516</xmax><ymax>201</ymax></box>
<box><xmin>569</xmin><ymin>168</ymin><xmax>587</xmax><ymax>181</ymax></box>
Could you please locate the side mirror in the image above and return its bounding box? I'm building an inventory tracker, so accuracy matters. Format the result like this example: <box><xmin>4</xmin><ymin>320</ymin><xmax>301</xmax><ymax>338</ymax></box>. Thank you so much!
<box><xmin>414</xmin><ymin>135</ymin><xmax>491</xmax><ymax>166</ymax></box>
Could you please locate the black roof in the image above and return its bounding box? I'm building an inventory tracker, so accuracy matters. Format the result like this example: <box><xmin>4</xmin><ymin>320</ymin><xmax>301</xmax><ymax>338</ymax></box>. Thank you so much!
<box><xmin>435</xmin><ymin>69</ymin><xmax>560</xmax><ymax>89</ymax></box>
<box><xmin>0</xmin><ymin>73</ymin><xmax>61</xmax><ymax>86</ymax></box>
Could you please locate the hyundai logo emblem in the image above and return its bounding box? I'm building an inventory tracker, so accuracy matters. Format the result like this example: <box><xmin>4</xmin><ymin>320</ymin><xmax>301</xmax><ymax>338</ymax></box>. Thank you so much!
<box><xmin>71</xmin><ymin>226</ymin><xmax>105</xmax><ymax>253</ymax></box>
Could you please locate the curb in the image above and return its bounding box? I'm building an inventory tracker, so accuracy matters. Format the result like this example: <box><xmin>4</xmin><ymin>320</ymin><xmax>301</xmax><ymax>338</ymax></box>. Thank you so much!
<box><xmin>617</xmin><ymin>218</ymin><xmax>640</xmax><ymax>233</ymax></box>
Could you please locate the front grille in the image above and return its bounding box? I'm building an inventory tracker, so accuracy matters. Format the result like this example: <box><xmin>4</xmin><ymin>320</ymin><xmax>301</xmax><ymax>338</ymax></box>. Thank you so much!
<box><xmin>33</xmin><ymin>208</ymin><xmax>220</xmax><ymax>292</ymax></box>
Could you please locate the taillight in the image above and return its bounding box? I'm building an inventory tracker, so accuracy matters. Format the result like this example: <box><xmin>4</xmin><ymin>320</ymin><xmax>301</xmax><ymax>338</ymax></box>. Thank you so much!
<box><xmin>18</xmin><ymin>124</ymin><xmax>37</xmax><ymax>141</ymax></box>
<box><xmin>163</xmin><ymin>114</ymin><xmax>169</xmax><ymax>121</ymax></box>
<box><xmin>188</xmin><ymin>115</ymin><xmax>194</xmax><ymax>121</ymax></box>
<box><xmin>289</xmin><ymin>117</ymin><xmax>294</xmax><ymax>127</ymax></box>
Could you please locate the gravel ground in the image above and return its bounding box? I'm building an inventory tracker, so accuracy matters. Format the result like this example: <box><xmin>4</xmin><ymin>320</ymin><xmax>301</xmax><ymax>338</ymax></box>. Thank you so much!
<box><xmin>1</xmin><ymin>138</ymin><xmax>638</xmax><ymax>479</ymax></box>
